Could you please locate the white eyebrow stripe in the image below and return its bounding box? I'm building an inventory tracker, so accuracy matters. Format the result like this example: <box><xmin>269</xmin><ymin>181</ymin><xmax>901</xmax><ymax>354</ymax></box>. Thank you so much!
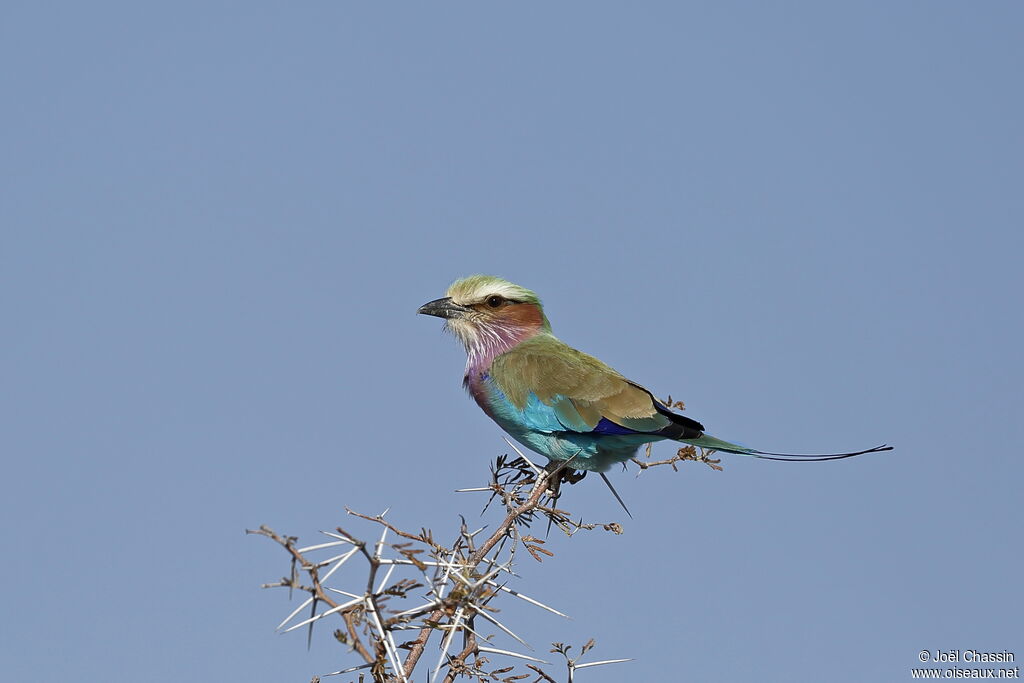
<box><xmin>448</xmin><ymin>281</ymin><xmax>535</xmax><ymax>305</ymax></box>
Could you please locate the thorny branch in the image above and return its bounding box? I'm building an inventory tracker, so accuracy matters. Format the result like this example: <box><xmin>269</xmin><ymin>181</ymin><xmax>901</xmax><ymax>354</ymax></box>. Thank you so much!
<box><xmin>634</xmin><ymin>443</ymin><xmax>724</xmax><ymax>472</ymax></box>
<box><xmin>251</xmin><ymin>431</ymin><xmax>724</xmax><ymax>682</ymax></box>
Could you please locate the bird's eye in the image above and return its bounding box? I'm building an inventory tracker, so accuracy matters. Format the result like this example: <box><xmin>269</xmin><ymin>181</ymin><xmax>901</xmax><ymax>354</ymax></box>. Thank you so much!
<box><xmin>486</xmin><ymin>295</ymin><xmax>504</xmax><ymax>308</ymax></box>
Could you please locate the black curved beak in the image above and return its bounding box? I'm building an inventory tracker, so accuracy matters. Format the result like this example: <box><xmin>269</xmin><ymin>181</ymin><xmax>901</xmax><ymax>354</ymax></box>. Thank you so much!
<box><xmin>417</xmin><ymin>297</ymin><xmax>471</xmax><ymax>319</ymax></box>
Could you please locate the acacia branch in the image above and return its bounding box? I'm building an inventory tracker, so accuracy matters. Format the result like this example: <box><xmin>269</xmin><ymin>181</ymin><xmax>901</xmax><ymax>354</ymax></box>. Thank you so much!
<box><xmin>247</xmin><ymin>526</ymin><xmax>376</xmax><ymax>664</ymax></box>
<box><xmin>255</xmin><ymin>447</ymin><xmax>671</xmax><ymax>681</ymax></box>
<box><xmin>633</xmin><ymin>445</ymin><xmax>723</xmax><ymax>472</ymax></box>
<box><xmin>400</xmin><ymin>463</ymin><xmax>562</xmax><ymax>678</ymax></box>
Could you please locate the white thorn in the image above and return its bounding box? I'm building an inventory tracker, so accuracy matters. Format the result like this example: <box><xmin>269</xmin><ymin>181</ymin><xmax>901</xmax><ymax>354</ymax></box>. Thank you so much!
<box><xmin>374</xmin><ymin>563</ymin><xmax>397</xmax><ymax>594</ymax></box>
<box><xmin>392</xmin><ymin>600</ymin><xmax>441</xmax><ymax>618</ymax></box>
<box><xmin>321</xmin><ymin>662</ymin><xmax>372</xmax><ymax>677</ymax></box>
<box><xmin>503</xmin><ymin>436</ymin><xmax>543</xmax><ymax>475</ymax></box>
<box><xmin>456</xmin><ymin>618</ymin><xmax>489</xmax><ymax>642</ymax></box>
<box><xmin>373</xmin><ymin>526</ymin><xmax>389</xmax><ymax>560</ymax></box>
<box><xmin>574</xmin><ymin>658</ymin><xmax>633</xmax><ymax>669</ymax></box>
<box><xmin>477</xmin><ymin>646</ymin><xmax>551</xmax><ymax>665</ymax></box>
<box><xmin>296</xmin><ymin>539</ymin><xmax>351</xmax><ymax>553</ymax></box>
<box><xmin>280</xmin><ymin>597</ymin><xmax>362</xmax><ymax>633</ymax></box>
<box><xmin>275</xmin><ymin>595</ymin><xmax>314</xmax><ymax>631</ymax></box>
<box><xmin>469</xmin><ymin>565</ymin><xmax>505</xmax><ymax>590</ymax></box>
<box><xmin>385</xmin><ymin>630</ymin><xmax>405</xmax><ymax>680</ymax></box>
<box><xmin>468</xmin><ymin>604</ymin><xmax>530</xmax><ymax>649</ymax></box>
<box><xmin>475</xmin><ymin>555</ymin><xmax>519</xmax><ymax>578</ymax></box>
<box><xmin>313</xmin><ymin>550</ymin><xmax>355</xmax><ymax>569</ymax></box>
<box><xmin>485</xmin><ymin>581</ymin><xmax>570</xmax><ymax>619</ymax></box>
<box><xmin>365</xmin><ymin>600</ymin><xmax>407</xmax><ymax>683</ymax></box>
<box><xmin>430</xmin><ymin>606</ymin><xmax>464</xmax><ymax>683</ymax></box>
<box><xmin>446</xmin><ymin>570</ymin><xmax>473</xmax><ymax>587</ymax></box>
<box><xmin>433</xmin><ymin>550</ymin><xmax>461</xmax><ymax>601</ymax></box>
<box><xmin>319</xmin><ymin>547</ymin><xmax>360</xmax><ymax>584</ymax></box>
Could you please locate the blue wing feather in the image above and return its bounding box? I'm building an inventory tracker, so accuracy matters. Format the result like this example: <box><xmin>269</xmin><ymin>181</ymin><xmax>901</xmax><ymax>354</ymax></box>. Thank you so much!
<box><xmin>489</xmin><ymin>383</ymin><xmax>655</xmax><ymax>437</ymax></box>
<box><xmin>476</xmin><ymin>374</ymin><xmax>672</xmax><ymax>471</ymax></box>
<box><xmin>591</xmin><ymin>417</ymin><xmax>648</xmax><ymax>435</ymax></box>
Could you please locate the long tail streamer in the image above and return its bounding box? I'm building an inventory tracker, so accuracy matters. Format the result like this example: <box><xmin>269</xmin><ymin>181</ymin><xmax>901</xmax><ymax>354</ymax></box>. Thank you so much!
<box><xmin>686</xmin><ymin>435</ymin><xmax>893</xmax><ymax>462</ymax></box>
<box><xmin>746</xmin><ymin>444</ymin><xmax>893</xmax><ymax>462</ymax></box>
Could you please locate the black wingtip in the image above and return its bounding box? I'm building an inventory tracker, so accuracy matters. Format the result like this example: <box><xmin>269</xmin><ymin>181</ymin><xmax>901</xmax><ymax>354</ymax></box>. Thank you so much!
<box><xmin>751</xmin><ymin>444</ymin><xmax>894</xmax><ymax>462</ymax></box>
<box><xmin>599</xmin><ymin>473</ymin><xmax>633</xmax><ymax>519</ymax></box>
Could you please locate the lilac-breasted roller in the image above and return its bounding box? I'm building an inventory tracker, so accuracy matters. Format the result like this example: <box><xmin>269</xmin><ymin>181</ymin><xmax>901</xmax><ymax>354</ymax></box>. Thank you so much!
<box><xmin>418</xmin><ymin>275</ymin><xmax>891</xmax><ymax>473</ymax></box>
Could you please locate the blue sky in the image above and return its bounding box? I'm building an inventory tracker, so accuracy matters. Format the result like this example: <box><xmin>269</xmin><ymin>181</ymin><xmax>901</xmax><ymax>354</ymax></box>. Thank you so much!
<box><xmin>2</xmin><ymin>3</ymin><xmax>1021</xmax><ymax>681</ymax></box>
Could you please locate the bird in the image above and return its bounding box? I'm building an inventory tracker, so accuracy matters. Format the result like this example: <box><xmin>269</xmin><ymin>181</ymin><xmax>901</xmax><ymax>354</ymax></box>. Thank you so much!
<box><xmin>417</xmin><ymin>274</ymin><xmax>892</xmax><ymax>476</ymax></box>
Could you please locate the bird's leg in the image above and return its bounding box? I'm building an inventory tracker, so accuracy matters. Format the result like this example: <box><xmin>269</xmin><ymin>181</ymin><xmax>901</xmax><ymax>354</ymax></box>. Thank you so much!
<box><xmin>542</xmin><ymin>461</ymin><xmax>564</xmax><ymax>538</ymax></box>
<box><xmin>541</xmin><ymin>459</ymin><xmax>587</xmax><ymax>537</ymax></box>
<box><xmin>542</xmin><ymin>460</ymin><xmax>568</xmax><ymax>504</ymax></box>
<box><xmin>541</xmin><ymin>460</ymin><xmax>587</xmax><ymax>500</ymax></box>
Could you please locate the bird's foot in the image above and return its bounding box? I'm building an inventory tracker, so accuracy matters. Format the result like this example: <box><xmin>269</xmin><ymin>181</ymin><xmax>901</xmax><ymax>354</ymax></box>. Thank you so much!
<box><xmin>541</xmin><ymin>464</ymin><xmax>586</xmax><ymax>496</ymax></box>
<box><xmin>539</xmin><ymin>466</ymin><xmax>587</xmax><ymax>537</ymax></box>
<box><xmin>562</xmin><ymin>468</ymin><xmax>587</xmax><ymax>485</ymax></box>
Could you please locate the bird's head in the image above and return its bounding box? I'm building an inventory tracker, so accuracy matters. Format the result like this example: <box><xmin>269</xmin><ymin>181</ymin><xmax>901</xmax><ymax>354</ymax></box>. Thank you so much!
<box><xmin>418</xmin><ymin>275</ymin><xmax>551</xmax><ymax>362</ymax></box>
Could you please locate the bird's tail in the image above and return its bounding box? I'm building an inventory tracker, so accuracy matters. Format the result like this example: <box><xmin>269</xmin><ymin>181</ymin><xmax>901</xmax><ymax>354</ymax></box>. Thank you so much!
<box><xmin>681</xmin><ymin>434</ymin><xmax>893</xmax><ymax>462</ymax></box>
